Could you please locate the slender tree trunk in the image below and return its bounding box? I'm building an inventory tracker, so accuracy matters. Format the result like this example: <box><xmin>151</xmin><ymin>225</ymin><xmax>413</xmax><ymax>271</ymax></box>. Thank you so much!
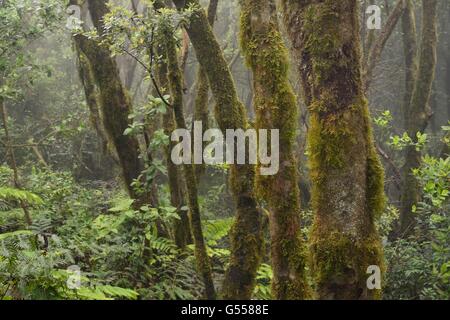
<box><xmin>281</xmin><ymin>0</ymin><xmax>385</xmax><ymax>299</ymax></box>
<box><xmin>161</xmin><ymin>22</ymin><xmax>216</xmax><ymax>300</ymax></box>
<box><xmin>364</xmin><ymin>0</ymin><xmax>405</xmax><ymax>91</ymax></box>
<box><xmin>400</xmin><ymin>0</ymin><xmax>438</xmax><ymax>235</ymax></box>
<box><xmin>400</xmin><ymin>0</ymin><xmax>418</xmax><ymax>125</ymax></box>
<box><xmin>239</xmin><ymin>0</ymin><xmax>311</xmax><ymax>299</ymax></box>
<box><xmin>152</xmin><ymin>18</ymin><xmax>192</xmax><ymax>248</ymax></box>
<box><xmin>75</xmin><ymin>49</ymin><xmax>115</xmax><ymax>160</ymax></box>
<box><xmin>172</xmin><ymin>0</ymin><xmax>263</xmax><ymax>299</ymax></box>
<box><xmin>0</xmin><ymin>99</ymin><xmax>32</xmax><ymax>225</ymax></box>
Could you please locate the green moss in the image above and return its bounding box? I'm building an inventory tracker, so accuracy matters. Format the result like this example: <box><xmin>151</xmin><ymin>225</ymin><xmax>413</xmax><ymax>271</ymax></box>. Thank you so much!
<box><xmin>279</xmin><ymin>0</ymin><xmax>386</xmax><ymax>299</ymax></box>
<box><xmin>310</xmin><ymin>228</ymin><xmax>384</xmax><ymax>300</ymax></box>
<box><xmin>302</xmin><ymin>2</ymin><xmax>342</xmax><ymax>86</ymax></box>
<box><xmin>75</xmin><ymin>32</ymin><xmax>142</xmax><ymax>200</ymax></box>
<box><xmin>160</xmin><ymin>20</ymin><xmax>216</xmax><ymax>299</ymax></box>
<box><xmin>172</xmin><ymin>0</ymin><xmax>265</xmax><ymax>300</ymax></box>
<box><xmin>364</xmin><ymin>105</ymin><xmax>387</xmax><ymax>221</ymax></box>
<box><xmin>239</xmin><ymin>0</ymin><xmax>311</xmax><ymax>300</ymax></box>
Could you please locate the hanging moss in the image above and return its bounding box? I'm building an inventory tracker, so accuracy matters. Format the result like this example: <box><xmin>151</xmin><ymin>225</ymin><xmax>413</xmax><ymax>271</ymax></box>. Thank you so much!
<box><xmin>239</xmin><ymin>0</ymin><xmax>311</xmax><ymax>300</ymax></box>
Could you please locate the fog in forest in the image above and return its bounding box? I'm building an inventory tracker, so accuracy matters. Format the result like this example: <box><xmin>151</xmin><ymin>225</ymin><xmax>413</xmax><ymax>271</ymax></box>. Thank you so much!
<box><xmin>0</xmin><ymin>0</ymin><xmax>448</xmax><ymax>301</ymax></box>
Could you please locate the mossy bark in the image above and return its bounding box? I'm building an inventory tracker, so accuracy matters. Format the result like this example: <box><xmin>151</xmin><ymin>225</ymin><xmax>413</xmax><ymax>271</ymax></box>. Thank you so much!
<box><xmin>400</xmin><ymin>0</ymin><xmax>438</xmax><ymax>235</ymax></box>
<box><xmin>161</xmin><ymin>23</ymin><xmax>216</xmax><ymax>299</ymax></box>
<box><xmin>75</xmin><ymin>49</ymin><xmax>114</xmax><ymax>160</ymax></box>
<box><xmin>172</xmin><ymin>0</ymin><xmax>263</xmax><ymax>299</ymax></box>
<box><xmin>281</xmin><ymin>0</ymin><xmax>385</xmax><ymax>299</ymax></box>
<box><xmin>239</xmin><ymin>0</ymin><xmax>311</xmax><ymax>300</ymax></box>
<box><xmin>193</xmin><ymin>0</ymin><xmax>219</xmax><ymax>178</ymax></box>
<box><xmin>74</xmin><ymin>0</ymin><xmax>143</xmax><ymax>200</ymax></box>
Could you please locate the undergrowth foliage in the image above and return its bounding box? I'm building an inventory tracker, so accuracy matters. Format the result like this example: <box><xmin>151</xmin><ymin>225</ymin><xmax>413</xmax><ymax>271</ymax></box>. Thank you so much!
<box><xmin>0</xmin><ymin>0</ymin><xmax>449</xmax><ymax>301</ymax></box>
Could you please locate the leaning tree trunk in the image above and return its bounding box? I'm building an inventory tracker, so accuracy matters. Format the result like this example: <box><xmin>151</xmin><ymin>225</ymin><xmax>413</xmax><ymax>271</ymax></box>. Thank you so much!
<box><xmin>193</xmin><ymin>0</ymin><xmax>219</xmax><ymax>179</ymax></box>
<box><xmin>72</xmin><ymin>0</ymin><xmax>143</xmax><ymax>201</ymax></box>
<box><xmin>281</xmin><ymin>0</ymin><xmax>386</xmax><ymax>299</ymax></box>
<box><xmin>239</xmin><ymin>0</ymin><xmax>311</xmax><ymax>300</ymax></box>
<box><xmin>400</xmin><ymin>0</ymin><xmax>438</xmax><ymax>235</ymax></box>
<box><xmin>75</xmin><ymin>49</ymin><xmax>115</xmax><ymax>160</ymax></box>
<box><xmin>172</xmin><ymin>0</ymin><xmax>263</xmax><ymax>299</ymax></box>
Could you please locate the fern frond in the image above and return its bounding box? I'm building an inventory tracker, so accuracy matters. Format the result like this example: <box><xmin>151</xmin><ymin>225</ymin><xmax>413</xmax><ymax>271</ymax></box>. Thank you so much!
<box><xmin>0</xmin><ymin>187</ymin><xmax>43</xmax><ymax>205</ymax></box>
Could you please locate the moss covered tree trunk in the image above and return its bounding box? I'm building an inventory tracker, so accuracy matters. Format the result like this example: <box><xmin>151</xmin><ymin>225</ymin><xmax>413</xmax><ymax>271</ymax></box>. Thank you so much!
<box><xmin>400</xmin><ymin>0</ymin><xmax>438</xmax><ymax>235</ymax></box>
<box><xmin>75</xmin><ymin>49</ymin><xmax>114</xmax><ymax>160</ymax></box>
<box><xmin>172</xmin><ymin>0</ymin><xmax>263</xmax><ymax>299</ymax></box>
<box><xmin>0</xmin><ymin>98</ymin><xmax>32</xmax><ymax>225</ymax></box>
<box><xmin>161</xmin><ymin>22</ymin><xmax>216</xmax><ymax>300</ymax></box>
<box><xmin>73</xmin><ymin>0</ymin><xmax>143</xmax><ymax>200</ymax></box>
<box><xmin>193</xmin><ymin>0</ymin><xmax>218</xmax><ymax>178</ymax></box>
<box><xmin>239</xmin><ymin>0</ymin><xmax>310</xmax><ymax>299</ymax></box>
<box><xmin>281</xmin><ymin>0</ymin><xmax>385</xmax><ymax>299</ymax></box>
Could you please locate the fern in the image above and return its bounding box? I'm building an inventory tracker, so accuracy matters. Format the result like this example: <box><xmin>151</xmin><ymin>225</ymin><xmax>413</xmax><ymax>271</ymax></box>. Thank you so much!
<box><xmin>204</xmin><ymin>218</ymin><xmax>233</xmax><ymax>246</ymax></box>
<box><xmin>95</xmin><ymin>285</ymin><xmax>139</xmax><ymax>300</ymax></box>
<box><xmin>146</xmin><ymin>234</ymin><xmax>177</xmax><ymax>254</ymax></box>
<box><xmin>0</xmin><ymin>230</ymin><xmax>33</xmax><ymax>241</ymax></box>
<box><xmin>0</xmin><ymin>187</ymin><xmax>43</xmax><ymax>205</ymax></box>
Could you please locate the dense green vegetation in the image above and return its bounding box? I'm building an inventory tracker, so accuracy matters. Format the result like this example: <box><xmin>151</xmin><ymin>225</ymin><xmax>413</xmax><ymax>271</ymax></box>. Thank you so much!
<box><xmin>0</xmin><ymin>0</ymin><xmax>448</xmax><ymax>300</ymax></box>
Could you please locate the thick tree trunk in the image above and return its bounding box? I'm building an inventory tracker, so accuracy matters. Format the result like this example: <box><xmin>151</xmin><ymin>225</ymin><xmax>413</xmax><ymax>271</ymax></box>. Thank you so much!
<box><xmin>281</xmin><ymin>0</ymin><xmax>385</xmax><ymax>299</ymax></box>
<box><xmin>400</xmin><ymin>0</ymin><xmax>438</xmax><ymax>235</ymax></box>
<box><xmin>161</xmin><ymin>22</ymin><xmax>216</xmax><ymax>299</ymax></box>
<box><xmin>239</xmin><ymin>0</ymin><xmax>311</xmax><ymax>299</ymax></box>
<box><xmin>172</xmin><ymin>0</ymin><xmax>263</xmax><ymax>299</ymax></box>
